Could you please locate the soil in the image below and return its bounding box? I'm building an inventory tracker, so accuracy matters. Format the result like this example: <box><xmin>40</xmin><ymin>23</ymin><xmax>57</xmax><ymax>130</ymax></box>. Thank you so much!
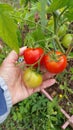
<box><xmin>46</xmin><ymin>58</ymin><xmax>73</xmax><ymax>115</ymax></box>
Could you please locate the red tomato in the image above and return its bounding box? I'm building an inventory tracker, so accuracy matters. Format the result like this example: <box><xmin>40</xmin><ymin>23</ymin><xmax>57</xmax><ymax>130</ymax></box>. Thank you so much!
<box><xmin>43</xmin><ymin>51</ymin><xmax>67</xmax><ymax>74</ymax></box>
<box><xmin>23</xmin><ymin>48</ymin><xmax>44</xmax><ymax>66</ymax></box>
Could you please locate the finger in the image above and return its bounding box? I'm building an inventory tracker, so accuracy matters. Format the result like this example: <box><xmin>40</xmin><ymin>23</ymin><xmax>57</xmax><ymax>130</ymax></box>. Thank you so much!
<box><xmin>19</xmin><ymin>46</ymin><xmax>27</xmax><ymax>56</ymax></box>
<box><xmin>3</xmin><ymin>47</ymin><xmax>27</xmax><ymax>64</ymax></box>
<box><xmin>34</xmin><ymin>79</ymin><xmax>56</xmax><ymax>92</ymax></box>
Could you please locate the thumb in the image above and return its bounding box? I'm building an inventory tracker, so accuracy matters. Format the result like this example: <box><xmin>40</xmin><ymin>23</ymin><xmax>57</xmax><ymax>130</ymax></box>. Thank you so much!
<box><xmin>3</xmin><ymin>47</ymin><xmax>27</xmax><ymax>64</ymax></box>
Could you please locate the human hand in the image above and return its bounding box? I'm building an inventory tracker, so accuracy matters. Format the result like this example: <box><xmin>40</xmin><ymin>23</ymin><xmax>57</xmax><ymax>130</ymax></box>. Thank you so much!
<box><xmin>0</xmin><ymin>47</ymin><xmax>56</xmax><ymax>105</ymax></box>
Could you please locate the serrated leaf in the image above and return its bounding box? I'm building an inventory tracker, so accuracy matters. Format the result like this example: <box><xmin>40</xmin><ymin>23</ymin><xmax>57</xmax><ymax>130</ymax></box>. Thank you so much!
<box><xmin>0</xmin><ymin>4</ymin><xmax>19</xmax><ymax>53</ymax></box>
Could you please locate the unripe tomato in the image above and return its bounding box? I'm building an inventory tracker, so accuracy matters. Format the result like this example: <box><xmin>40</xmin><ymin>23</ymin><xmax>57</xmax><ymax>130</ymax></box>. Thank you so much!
<box><xmin>62</xmin><ymin>34</ymin><xmax>72</xmax><ymax>48</ymax></box>
<box><xmin>43</xmin><ymin>51</ymin><xmax>67</xmax><ymax>74</ymax></box>
<box><xmin>48</xmin><ymin>16</ymin><xmax>54</xmax><ymax>31</ymax></box>
<box><xmin>58</xmin><ymin>24</ymin><xmax>67</xmax><ymax>37</ymax></box>
<box><xmin>48</xmin><ymin>16</ymin><xmax>54</xmax><ymax>25</ymax></box>
<box><xmin>23</xmin><ymin>68</ymin><xmax>43</xmax><ymax>88</ymax></box>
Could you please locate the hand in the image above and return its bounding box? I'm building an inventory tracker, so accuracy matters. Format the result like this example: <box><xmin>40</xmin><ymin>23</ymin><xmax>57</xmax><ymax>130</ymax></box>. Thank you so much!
<box><xmin>0</xmin><ymin>47</ymin><xmax>56</xmax><ymax>105</ymax></box>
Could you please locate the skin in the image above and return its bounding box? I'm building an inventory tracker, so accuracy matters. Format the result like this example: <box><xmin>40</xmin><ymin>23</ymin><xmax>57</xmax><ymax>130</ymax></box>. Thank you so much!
<box><xmin>0</xmin><ymin>47</ymin><xmax>56</xmax><ymax>105</ymax></box>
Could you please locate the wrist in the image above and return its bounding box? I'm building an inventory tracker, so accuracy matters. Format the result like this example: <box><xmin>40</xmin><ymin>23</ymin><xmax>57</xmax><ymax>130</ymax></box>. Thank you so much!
<box><xmin>0</xmin><ymin>77</ymin><xmax>12</xmax><ymax>123</ymax></box>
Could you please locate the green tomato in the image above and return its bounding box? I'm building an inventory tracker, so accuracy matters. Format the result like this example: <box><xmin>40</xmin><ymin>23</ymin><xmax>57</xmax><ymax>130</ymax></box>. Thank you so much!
<box><xmin>62</xmin><ymin>34</ymin><xmax>72</xmax><ymax>48</ymax></box>
<box><xmin>48</xmin><ymin>16</ymin><xmax>54</xmax><ymax>31</ymax></box>
<box><xmin>23</xmin><ymin>68</ymin><xmax>43</xmax><ymax>88</ymax></box>
<box><xmin>48</xmin><ymin>16</ymin><xmax>54</xmax><ymax>25</ymax></box>
<box><xmin>58</xmin><ymin>24</ymin><xmax>67</xmax><ymax>37</ymax></box>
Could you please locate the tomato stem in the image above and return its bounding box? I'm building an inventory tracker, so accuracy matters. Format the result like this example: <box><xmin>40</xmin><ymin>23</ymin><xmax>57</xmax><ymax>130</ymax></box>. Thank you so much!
<box><xmin>58</xmin><ymin>7</ymin><xmax>68</xmax><ymax>19</ymax></box>
<box><xmin>66</xmin><ymin>43</ymin><xmax>73</xmax><ymax>56</ymax></box>
<box><xmin>55</xmin><ymin>36</ymin><xmax>65</xmax><ymax>53</ymax></box>
<box><xmin>53</xmin><ymin>12</ymin><xmax>57</xmax><ymax>35</ymax></box>
<box><xmin>32</xmin><ymin>53</ymin><xmax>44</xmax><ymax>67</ymax></box>
<box><xmin>22</xmin><ymin>53</ymin><xmax>45</xmax><ymax>71</ymax></box>
<box><xmin>48</xmin><ymin>52</ymin><xmax>63</xmax><ymax>62</ymax></box>
<box><xmin>12</xmin><ymin>15</ymin><xmax>53</xmax><ymax>34</ymax></box>
<box><xmin>53</xmin><ymin>12</ymin><xmax>65</xmax><ymax>52</ymax></box>
<box><xmin>31</xmin><ymin>37</ymin><xmax>55</xmax><ymax>47</ymax></box>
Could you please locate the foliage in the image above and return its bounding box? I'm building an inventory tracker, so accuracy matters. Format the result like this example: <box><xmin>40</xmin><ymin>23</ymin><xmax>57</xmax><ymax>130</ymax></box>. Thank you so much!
<box><xmin>0</xmin><ymin>93</ymin><xmax>72</xmax><ymax>130</ymax></box>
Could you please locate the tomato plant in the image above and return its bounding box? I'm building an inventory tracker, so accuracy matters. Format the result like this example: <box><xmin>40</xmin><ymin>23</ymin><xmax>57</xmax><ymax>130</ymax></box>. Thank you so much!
<box><xmin>43</xmin><ymin>51</ymin><xmax>67</xmax><ymax>74</ymax></box>
<box><xmin>1</xmin><ymin>0</ymin><xmax>73</xmax><ymax>129</ymax></box>
<box><xmin>23</xmin><ymin>68</ymin><xmax>43</xmax><ymax>88</ymax></box>
<box><xmin>62</xmin><ymin>34</ymin><xmax>72</xmax><ymax>48</ymax></box>
<box><xmin>23</xmin><ymin>47</ymin><xmax>44</xmax><ymax>66</ymax></box>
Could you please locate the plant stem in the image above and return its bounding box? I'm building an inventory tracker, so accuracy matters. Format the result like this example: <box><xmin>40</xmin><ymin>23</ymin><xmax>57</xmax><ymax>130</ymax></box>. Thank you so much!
<box><xmin>55</xmin><ymin>36</ymin><xmax>65</xmax><ymax>53</ymax></box>
<box><xmin>53</xmin><ymin>12</ymin><xmax>57</xmax><ymax>34</ymax></box>
<box><xmin>66</xmin><ymin>43</ymin><xmax>73</xmax><ymax>56</ymax></box>
<box><xmin>47</xmin><ymin>0</ymin><xmax>60</xmax><ymax>16</ymax></box>
<box><xmin>33</xmin><ymin>36</ymin><xmax>56</xmax><ymax>47</ymax></box>
<box><xmin>53</xmin><ymin>11</ymin><xmax>64</xmax><ymax>51</ymax></box>
<box><xmin>32</xmin><ymin>53</ymin><xmax>44</xmax><ymax>68</ymax></box>
<box><xmin>12</xmin><ymin>15</ymin><xmax>53</xmax><ymax>34</ymax></box>
<box><xmin>60</xmin><ymin>18</ymin><xmax>68</xmax><ymax>26</ymax></box>
<box><xmin>22</xmin><ymin>53</ymin><xmax>45</xmax><ymax>71</ymax></box>
<box><xmin>58</xmin><ymin>7</ymin><xmax>68</xmax><ymax>19</ymax></box>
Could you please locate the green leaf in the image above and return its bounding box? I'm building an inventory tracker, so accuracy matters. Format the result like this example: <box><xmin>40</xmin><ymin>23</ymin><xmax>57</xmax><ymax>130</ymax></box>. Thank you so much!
<box><xmin>39</xmin><ymin>0</ymin><xmax>47</xmax><ymax>31</ymax></box>
<box><xmin>68</xmin><ymin>88</ymin><xmax>73</xmax><ymax>94</ymax></box>
<box><xmin>31</xmin><ymin>28</ymin><xmax>45</xmax><ymax>47</ymax></box>
<box><xmin>70</xmin><ymin>67</ymin><xmax>73</xmax><ymax>74</ymax></box>
<box><xmin>48</xmin><ymin>0</ymin><xmax>73</xmax><ymax>12</ymax></box>
<box><xmin>20</xmin><ymin>0</ymin><xmax>25</xmax><ymax>6</ymax></box>
<box><xmin>65</xmin><ymin>8</ymin><xmax>73</xmax><ymax>22</ymax></box>
<box><xmin>0</xmin><ymin>3</ymin><xmax>13</xmax><ymax>12</ymax></box>
<box><xmin>0</xmin><ymin>4</ymin><xmax>19</xmax><ymax>53</ymax></box>
<box><xmin>59</xmin><ymin>84</ymin><xmax>64</xmax><ymax>90</ymax></box>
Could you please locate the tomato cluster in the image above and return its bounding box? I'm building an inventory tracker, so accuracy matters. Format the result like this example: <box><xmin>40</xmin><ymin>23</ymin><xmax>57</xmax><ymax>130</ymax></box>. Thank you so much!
<box><xmin>22</xmin><ymin>47</ymin><xmax>67</xmax><ymax>88</ymax></box>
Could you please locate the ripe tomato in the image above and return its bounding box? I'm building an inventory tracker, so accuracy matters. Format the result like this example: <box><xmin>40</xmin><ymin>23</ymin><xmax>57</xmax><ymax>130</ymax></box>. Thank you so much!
<box><xmin>62</xmin><ymin>34</ymin><xmax>72</xmax><ymax>48</ymax></box>
<box><xmin>23</xmin><ymin>68</ymin><xmax>43</xmax><ymax>88</ymax></box>
<box><xmin>23</xmin><ymin>47</ymin><xmax>44</xmax><ymax>66</ymax></box>
<box><xmin>43</xmin><ymin>51</ymin><xmax>67</xmax><ymax>74</ymax></box>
